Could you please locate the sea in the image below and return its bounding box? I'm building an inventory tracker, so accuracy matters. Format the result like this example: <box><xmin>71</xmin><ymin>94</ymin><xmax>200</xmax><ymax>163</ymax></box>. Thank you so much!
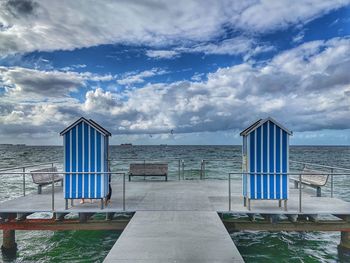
<box><xmin>0</xmin><ymin>145</ymin><xmax>350</xmax><ymax>263</ymax></box>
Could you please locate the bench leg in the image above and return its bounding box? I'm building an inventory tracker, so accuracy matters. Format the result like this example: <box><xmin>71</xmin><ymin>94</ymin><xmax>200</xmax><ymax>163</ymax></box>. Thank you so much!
<box><xmin>71</xmin><ymin>199</ymin><xmax>74</xmax><ymax>207</ymax></box>
<box><xmin>294</xmin><ymin>181</ymin><xmax>299</xmax><ymax>189</ymax></box>
<box><xmin>316</xmin><ymin>187</ymin><xmax>321</xmax><ymax>197</ymax></box>
<box><xmin>278</xmin><ymin>200</ymin><xmax>282</xmax><ymax>207</ymax></box>
<box><xmin>100</xmin><ymin>199</ymin><xmax>104</xmax><ymax>210</ymax></box>
<box><xmin>248</xmin><ymin>199</ymin><xmax>251</xmax><ymax>211</ymax></box>
<box><xmin>129</xmin><ymin>175</ymin><xmax>131</xmax><ymax>182</ymax></box>
<box><xmin>284</xmin><ymin>200</ymin><xmax>288</xmax><ymax>211</ymax></box>
<box><xmin>37</xmin><ymin>185</ymin><xmax>42</xmax><ymax>194</ymax></box>
<box><xmin>65</xmin><ymin>199</ymin><xmax>68</xmax><ymax>210</ymax></box>
<box><xmin>165</xmin><ymin>174</ymin><xmax>168</xmax><ymax>181</ymax></box>
<box><xmin>243</xmin><ymin>197</ymin><xmax>247</xmax><ymax>207</ymax></box>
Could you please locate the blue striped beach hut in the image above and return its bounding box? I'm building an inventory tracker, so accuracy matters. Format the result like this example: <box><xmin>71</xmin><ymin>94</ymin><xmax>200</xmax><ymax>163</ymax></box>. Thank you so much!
<box><xmin>60</xmin><ymin>117</ymin><xmax>111</xmax><ymax>209</ymax></box>
<box><xmin>240</xmin><ymin>117</ymin><xmax>292</xmax><ymax>210</ymax></box>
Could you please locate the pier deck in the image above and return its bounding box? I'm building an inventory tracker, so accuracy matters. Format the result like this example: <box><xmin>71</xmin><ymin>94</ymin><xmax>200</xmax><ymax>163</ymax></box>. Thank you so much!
<box><xmin>2</xmin><ymin>179</ymin><xmax>350</xmax><ymax>262</ymax></box>
<box><xmin>103</xmin><ymin>211</ymin><xmax>244</xmax><ymax>262</ymax></box>
<box><xmin>0</xmin><ymin>179</ymin><xmax>349</xmax><ymax>215</ymax></box>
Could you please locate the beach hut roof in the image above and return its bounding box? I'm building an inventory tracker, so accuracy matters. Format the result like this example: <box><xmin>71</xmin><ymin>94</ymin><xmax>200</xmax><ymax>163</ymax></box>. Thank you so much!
<box><xmin>240</xmin><ymin>117</ymin><xmax>292</xmax><ymax>136</ymax></box>
<box><xmin>60</xmin><ymin>117</ymin><xmax>111</xmax><ymax>136</ymax></box>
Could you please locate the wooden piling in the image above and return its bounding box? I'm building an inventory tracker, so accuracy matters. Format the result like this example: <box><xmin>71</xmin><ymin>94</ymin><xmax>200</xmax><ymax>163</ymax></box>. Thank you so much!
<box><xmin>339</xmin><ymin>232</ymin><xmax>350</xmax><ymax>250</ymax></box>
<box><xmin>1</xmin><ymin>230</ymin><xmax>17</xmax><ymax>257</ymax></box>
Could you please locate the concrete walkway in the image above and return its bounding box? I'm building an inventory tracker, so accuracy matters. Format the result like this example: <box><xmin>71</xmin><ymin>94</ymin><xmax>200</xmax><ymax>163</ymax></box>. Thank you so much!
<box><xmin>103</xmin><ymin>211</ymin><xmax>244</xmax><ymax>263</ymax></box>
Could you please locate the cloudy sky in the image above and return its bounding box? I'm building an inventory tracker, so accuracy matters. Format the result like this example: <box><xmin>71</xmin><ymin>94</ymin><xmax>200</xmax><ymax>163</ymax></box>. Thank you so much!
<box><xmin>0</xmin><ymin>0</ymin><xmax>349</xmax><ymax>145</ymax></box>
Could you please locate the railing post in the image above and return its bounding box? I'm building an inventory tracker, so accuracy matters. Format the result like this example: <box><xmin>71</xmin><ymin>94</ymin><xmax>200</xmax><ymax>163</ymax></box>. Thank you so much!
<box><xmin>123</xmin><ymin>173</ymin><xmax>126</xmax><ymax>211</ymax></box>
<box><xmin>229</xmin><ymin>173</ymin><xmax>231</xmax><ymax>211</ymax></box>
<box><xmin>178</xmin><ymin>159</ymin><xmax>181</xmax><ymax>181</ymax></box>
<box><xmin>299</xmin><ymin>172</ymin><xmax>302</xmax><ymax>213</ymax></box>
<box><xmin>182</xmin><ymin>160</ymin><xmax>185</xmax><ymax>180</ymax></box>
<box><xmin>203</xmin><ymin>160</ymin><xmax>205</xmax><ymax>180</ymax></box>
<box><xmin>22</xmin><ymin>167</ymin><xmax>25</xmax><ymax>196</ymax></box>
<box><xmin>51</xmin><ymin>172</ymin><xmax>55</xmax><ymax>212</ymax></box>
<box><xmin>200</xmin><ymin>160</ymin><xmax>203</xmax><ymax>180</ymax></box>
<box><xmin>331</xmin><ymin>168</ymin><xmax>334</xmax><ymax>198</ymax></box>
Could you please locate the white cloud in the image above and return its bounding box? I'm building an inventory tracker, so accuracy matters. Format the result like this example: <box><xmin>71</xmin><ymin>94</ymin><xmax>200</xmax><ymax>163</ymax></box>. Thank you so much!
<box><xmin>83</xmin><ymin>37</ymin><xmax>350</xmax><ymax>134</ymax></box>
<box><xmin>117</xmin><ymin>68</ymin><xmax>168</xmax><ymax>86</ymax></box>
<box><xmin>146</xmin><ymin>50</ymin><xmax>179</xmax><ymax>59</ymax></box>
<box><xmin>0</xmin><ymin>37</ymin><xmax>350</xmax><ymax>140</ymax></box>
<box><xmin>145</xmin><ymin>37</ymin><xmax>275</xmax><ymax>60</ymax></box>
<box><xmin>0</xmin><ymin>0</ymin><xmax>349</xmax><ymax>56</ymax></box>
<box><xmin>234</xmin><ymin>0</ymin><xmax>350</xmax><ymax>32</ymax></box>
<box><xmin>0</xmin><ymin>66</ymin><xmax>113</xmax><ymax>99</ymax></box>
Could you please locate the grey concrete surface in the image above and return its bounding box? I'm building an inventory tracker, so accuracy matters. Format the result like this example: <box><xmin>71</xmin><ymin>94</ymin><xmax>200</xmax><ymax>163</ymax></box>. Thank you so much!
<box><xmin>103</xmin><ymin>211</ymin><xmax>244</xmax><ymax>263</ymax></box>
<box><xmin>1</xmin><ymin>179</ymin><xmax>349</xmax><ymax>215</ymax></box>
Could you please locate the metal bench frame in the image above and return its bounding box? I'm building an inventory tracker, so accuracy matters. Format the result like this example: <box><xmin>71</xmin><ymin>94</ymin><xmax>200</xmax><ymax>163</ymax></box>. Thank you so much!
<box><xmin>129</xmin><ymin>163</ymin><xmax>168</xmax><ymax>181</ymax></box>
<box><xmin>290</xmin><ymin>167</ymin><xmax>329</xmax><ymax>197</ymax></box>
<box><xmin>30</xmin><ymin>167</ymin><xmax>63</xmax><ymax>194</ymax></box>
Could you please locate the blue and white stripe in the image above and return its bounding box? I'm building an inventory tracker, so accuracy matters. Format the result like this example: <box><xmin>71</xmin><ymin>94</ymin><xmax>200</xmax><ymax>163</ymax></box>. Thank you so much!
<box><xmin>243</xmin><ymin>120</ymin><xmax>289</xmax><ymax>200</ymax></box>
<box><xmin>64</xmin><ymin>121</ymin><xmax>109</xmax><ymax>199</ymax></box>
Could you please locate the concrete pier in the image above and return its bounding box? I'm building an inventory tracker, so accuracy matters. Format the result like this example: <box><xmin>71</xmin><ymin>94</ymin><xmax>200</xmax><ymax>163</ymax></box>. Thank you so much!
<box><xmin>103</xmin><ymin>211</ymin><xmax>244</xmax><ymax>263</ymax></box>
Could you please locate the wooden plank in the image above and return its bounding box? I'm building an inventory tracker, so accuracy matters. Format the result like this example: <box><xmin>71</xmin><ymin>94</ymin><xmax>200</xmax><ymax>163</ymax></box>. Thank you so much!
<box><xmin>223</xmin><ymin>219</ymin><xmax>350</xmax><ymax>232</ymax></box>
<box><xmin>0</xmin><ymin>219</ymin><xmax>129</xmax><ymax>231</ymax></box>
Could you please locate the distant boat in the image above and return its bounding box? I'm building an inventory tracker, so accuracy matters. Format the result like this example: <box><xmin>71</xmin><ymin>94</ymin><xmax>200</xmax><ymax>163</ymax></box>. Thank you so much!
<box><xmin>120</xmin><ymin>143</ymin><xmax>133</xmax><ymax>146</ymax></box>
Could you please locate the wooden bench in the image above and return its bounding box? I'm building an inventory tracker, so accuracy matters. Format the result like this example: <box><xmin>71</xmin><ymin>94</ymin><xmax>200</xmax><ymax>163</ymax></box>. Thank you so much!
<box><xmin>129</xmin><ymin>163</ymin><xmax>168</xmax><ymax>181</ymax></box>
<box><xmin>30</xmin><ymin>167</ymin><xmax>63</xmax><ymax>194</ymax></box>
<box><xmin>290</xmin><ymin>167</ymin><xmax>330</xmax><ymax>197</ymax></box>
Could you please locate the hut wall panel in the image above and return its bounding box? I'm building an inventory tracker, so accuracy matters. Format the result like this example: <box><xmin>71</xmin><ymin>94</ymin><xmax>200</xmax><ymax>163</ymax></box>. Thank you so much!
<box><xmin>64</xmin><ymin>120</ymin><xmax>108</xmax><ymax>199</ymax></box>
<box><xmin>243</xmin><ymin>120</ymin><xmax>289</xmax><ymax>200</ymax></box>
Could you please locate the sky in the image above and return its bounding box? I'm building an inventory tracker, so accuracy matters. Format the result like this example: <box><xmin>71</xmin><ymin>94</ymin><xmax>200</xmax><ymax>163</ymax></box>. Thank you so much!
<box><xmin>0</xmin><ymin>0</ymin><xmax>350</xmax><ymax>145</ymax></box>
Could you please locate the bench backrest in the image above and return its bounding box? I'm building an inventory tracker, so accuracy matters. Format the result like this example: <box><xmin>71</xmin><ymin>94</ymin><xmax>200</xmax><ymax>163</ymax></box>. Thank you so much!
<box><xmin>30</xmin><ymin>167</ymin><xmax>61</xmax><ymax>184</ymax></box>
<box><xmin>129</xmin><ymin>163</ymin><xmax>168</xmax><ymax>175</ymax></box>
<box><xmin>301</xmin><ymin>167</ymin><xmax>329</xmax><ymax>186</ymax></box>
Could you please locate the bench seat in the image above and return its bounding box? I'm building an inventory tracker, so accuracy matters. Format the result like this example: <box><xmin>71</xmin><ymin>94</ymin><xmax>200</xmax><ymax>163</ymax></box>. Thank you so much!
<box><xmin>30</xmin><ymin>167</ymin><xmax>63</xmax><ymax>194</ymax></box>
<box><xmin>129</xmin><ymin>163</ymin><xmax>168</xmax><ymax>181</ymax></box>
<box><xmin>290</xmin><ymin>167</ymin><xmax>329</xmax><ymax>197</ymax></box>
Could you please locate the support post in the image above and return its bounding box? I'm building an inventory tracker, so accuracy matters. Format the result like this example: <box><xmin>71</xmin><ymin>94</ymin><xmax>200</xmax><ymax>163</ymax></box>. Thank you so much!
<box><xmin>182</xmin><ymin>160</ymin><xmax>185</xmax><ymax>180</ymax></box>
<box><xmin>1</xmin><ymin>230</ymin><xmax>17</xmax><ymax>258</ymax></box>
<box><xmin>123</xmin><ymin>173</ymin><xmax>126</xmax><ymax>211</ymax></box>
<box><xmin>228</xmin><ymin>173</ymin><xmax>231</xmax><ymax>211</ymax></box>
<box><xmin>331</xmin><ymin>168</ymin><xmax>334</xmax><ymax>198</ymax></box>
<box><xmin>316</xmin><ymin>187</ymin><xmax>321</xmax><ymax>197</ymax></box>
<box><xmin>52</xmin><ymin>173</ymin><xmax>55</xmax><ymax>211</ymax></box>
<box><xmin>203</xmin><ymin>160</ymin><xmax>205</xmax><ymax>179</ymax></box>
<box><xmin>299</xmin><ymin>172</ymin><xmax>302</xmax><ymax>213</ymax></box>
<box><xmin>22</xmin><ymin>167</ymin><xmax>25</xmax><ymax>196</ymax></box>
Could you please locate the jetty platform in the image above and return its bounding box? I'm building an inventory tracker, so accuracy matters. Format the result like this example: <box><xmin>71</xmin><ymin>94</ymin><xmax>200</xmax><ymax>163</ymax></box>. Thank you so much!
<box><xmin>1</xmin><ymin>179</ymin><xmax>350</xmax><ymax>214</ymax></box>
<box><xmin>2</xmin><ymin>178</ymin><xmax>350</xmax><ymax>262</ymax></box>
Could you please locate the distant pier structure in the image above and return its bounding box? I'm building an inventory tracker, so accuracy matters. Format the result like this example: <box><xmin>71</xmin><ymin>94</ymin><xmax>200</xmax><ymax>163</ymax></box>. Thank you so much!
<box><xmin>60</xmin><ymin>117</ymin><xmax>111</xmax><ymax>208</ymax></box>
<box><xmin>241</xmin><ymin>117</ymin><xmax>292</xmax><ymax>210</ymax></box>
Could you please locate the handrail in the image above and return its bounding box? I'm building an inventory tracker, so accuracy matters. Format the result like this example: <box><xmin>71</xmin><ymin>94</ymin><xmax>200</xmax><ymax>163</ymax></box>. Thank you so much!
<box><xmin>0</xmin><ymin>160</ymin><xmax>59</xmax><ymax>172</ymax></box>
<box><xmin>290</xmin><ymin>160</ymin><xmax>350</xmax><ymax>172</ymax></box>
<box><xmin>0</xmin><ymin>171</ymin><xmax>126</xmax><ymax>212</ymax></box>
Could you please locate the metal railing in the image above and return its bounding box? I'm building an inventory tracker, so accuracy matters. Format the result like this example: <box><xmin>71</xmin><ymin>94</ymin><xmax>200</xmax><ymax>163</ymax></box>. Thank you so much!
<box><xmin>0</xmin><ymin>171</ymin><xmax>126</xmax><ymax>212</ymax></box>
<box><xmin>0</xmin><ymin>161</ymin><xmax>59</xmax><ymax>197</ymax></box>
<box><xmin>229</xmin><ymin>170</ymin><xmax>350</xmax><ymax>213</ymax></box>
<box><xmin>111</xmin><ymin>158</ymin><xmax>241</xmax><ymax>180</ymax></box>
<box><xmin>290</xmin><ymin>160</ymin><xmax>350</xmax><ymax>198</ymax></box>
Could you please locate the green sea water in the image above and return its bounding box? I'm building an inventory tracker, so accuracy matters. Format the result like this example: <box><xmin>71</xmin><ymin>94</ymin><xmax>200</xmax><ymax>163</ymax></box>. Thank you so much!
<box><xmin>0</xmin><ymin>145</ymin><xmax>349</xmax><ymax>262</ymax></box>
